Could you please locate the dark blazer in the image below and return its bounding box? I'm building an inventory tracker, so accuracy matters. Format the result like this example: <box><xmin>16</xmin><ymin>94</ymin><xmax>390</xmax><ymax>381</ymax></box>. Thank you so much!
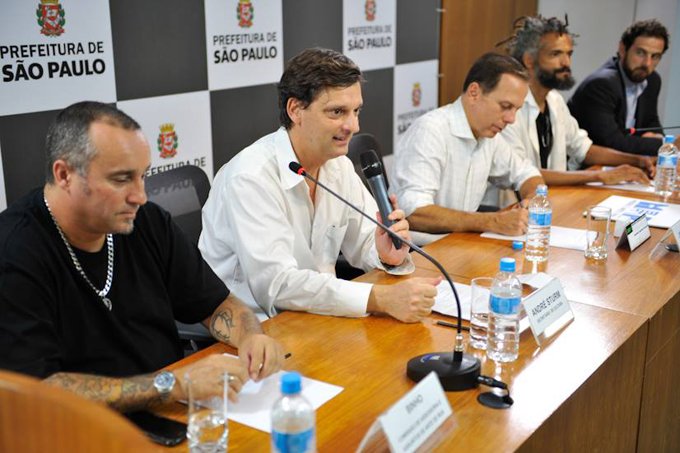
<box><xmin>568</xmin><ymin>56</ymin><xmax>662</xmax><ymax>155</ymax></box>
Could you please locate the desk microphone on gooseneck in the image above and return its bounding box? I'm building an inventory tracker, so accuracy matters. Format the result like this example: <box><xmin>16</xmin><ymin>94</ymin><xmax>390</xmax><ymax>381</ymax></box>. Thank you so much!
<box><xmin>288</xmin><ymin>161</ymin><xmax>482</xmax><ymax>391</ymax></box>
<box><xmin>628</xmin><ymin>125</ymin><xmax>680</xmax><ymax>135</ymax></box>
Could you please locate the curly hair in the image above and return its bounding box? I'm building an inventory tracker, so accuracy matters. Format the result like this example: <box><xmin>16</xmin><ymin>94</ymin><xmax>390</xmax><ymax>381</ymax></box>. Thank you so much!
<box><xmin>499</xmin><ymin>15</ymin><xmax>576</xmax><ymax>66</ymax></box>
<box><xmin>620</xmin><ymin>19</ymin><xmax>669</xmax><ymax>53</ymax></box>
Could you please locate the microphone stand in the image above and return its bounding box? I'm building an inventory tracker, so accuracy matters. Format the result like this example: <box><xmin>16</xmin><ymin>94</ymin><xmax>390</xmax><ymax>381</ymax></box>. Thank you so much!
<box><xmin>289</xmin><ymin>162</ymin><xmax>482</xmax><ymax>391</ymax></box>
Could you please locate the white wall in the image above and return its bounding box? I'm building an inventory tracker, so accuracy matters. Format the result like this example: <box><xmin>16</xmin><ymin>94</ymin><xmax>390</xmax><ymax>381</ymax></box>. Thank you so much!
<box><xmin>538</xmin><ymin>0</ymin><xmax>679</xmax><ymax>126</ymax></box>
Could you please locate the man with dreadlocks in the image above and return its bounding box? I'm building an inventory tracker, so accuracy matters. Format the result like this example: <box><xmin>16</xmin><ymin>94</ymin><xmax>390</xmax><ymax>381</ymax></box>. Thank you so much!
<box><xmin>499</xmin><ymin>15</ymin><xmax>654</xmax><ymax>189</ymax></box>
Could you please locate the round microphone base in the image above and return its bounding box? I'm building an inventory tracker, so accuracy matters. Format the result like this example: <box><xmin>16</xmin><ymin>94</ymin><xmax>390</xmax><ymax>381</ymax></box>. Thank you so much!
<box><xmin>406</xmin><ymin>352</ymin><xmax>481</xmax><ymax>391</ymax></box>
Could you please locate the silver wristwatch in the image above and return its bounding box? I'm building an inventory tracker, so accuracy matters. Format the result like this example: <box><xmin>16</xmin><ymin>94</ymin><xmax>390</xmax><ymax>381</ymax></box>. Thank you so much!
<box><xmin>153</xmin><ymin>371</ymin><xmax>176</xmax><ymax>396</ymax></box>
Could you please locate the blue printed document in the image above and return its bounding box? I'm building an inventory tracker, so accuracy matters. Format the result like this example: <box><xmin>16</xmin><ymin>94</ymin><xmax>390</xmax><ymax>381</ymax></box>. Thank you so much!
<box><xmin>595</xmin><ymin>195</ymin><xmax>680</xmax><ymax>229</ymax></box>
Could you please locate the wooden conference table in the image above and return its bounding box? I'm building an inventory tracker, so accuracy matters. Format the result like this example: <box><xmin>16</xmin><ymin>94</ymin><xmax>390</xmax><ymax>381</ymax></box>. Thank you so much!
<box><xmin>161</xmin><ymin>185</ymin><xmax>680</xmax><ymax>452</ymax></box>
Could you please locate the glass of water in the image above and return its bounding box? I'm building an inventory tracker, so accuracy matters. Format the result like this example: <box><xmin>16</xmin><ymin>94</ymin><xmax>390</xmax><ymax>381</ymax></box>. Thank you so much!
<box><xmin>185</xmin><ymin>368</ymin><xmax>229</xmax><ymax>453</ymax></box>
<box><xmin>469</xmin><ymin>277</ymin><xmax>494</xmax><ymax>350</ymax></box>
<box><xmin>585</xmin><ymin>206</ymin><xmax>612</xmax><ymax>261</ymax></box>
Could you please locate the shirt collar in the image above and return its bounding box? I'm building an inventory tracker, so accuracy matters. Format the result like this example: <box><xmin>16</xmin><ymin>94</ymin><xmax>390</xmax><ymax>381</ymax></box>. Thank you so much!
<box><xmin>275</xmin><ymin>127</ymin><xmax>305</xmax><ymax>191</ymax></box>
<box><xmin>448</xmin><ymin>97</ymin><xmax>476</xmax><ymax>141</ymax></box>
<box><xmin>274</xmin><ymin>127</ymin><xmax>343</xmax><ymax>190</ymax></box>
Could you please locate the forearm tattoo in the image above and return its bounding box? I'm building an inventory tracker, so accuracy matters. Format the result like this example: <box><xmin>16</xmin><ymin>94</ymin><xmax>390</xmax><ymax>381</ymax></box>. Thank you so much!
<box><xmin>44</xmin><ymin>372</ymin><xmax>157</xmax><ymax>412</ymax></box>
<box><xmin>210</xmin><ymin>307</ymin><xmax>235</xmax><ymax>343</ymax></box>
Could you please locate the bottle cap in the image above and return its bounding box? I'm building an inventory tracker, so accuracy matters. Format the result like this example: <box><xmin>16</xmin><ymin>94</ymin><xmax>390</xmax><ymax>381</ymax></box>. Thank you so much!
<box><xmin>512</xmin><ymin>240</ymin><xmax>524</xmax><ymax>250</ymax></box>
<box><xmin>499</xmin><ymin>257</ymin><xmax>516</xmax><ymax>272</ymax></box>
<box><xmin>536</xmin><ymin>184</ymin><xmax>548</xmax><ymax>196</ymax></box>
<box><xmin>280</xmin><ymin>371</ymin><xmax>302</xmax><ymax>394</ymax></box>
<box><xmin>664</xmin><ymin>135</ymin><xmax>675</xmax><ymax>144</ymax></box>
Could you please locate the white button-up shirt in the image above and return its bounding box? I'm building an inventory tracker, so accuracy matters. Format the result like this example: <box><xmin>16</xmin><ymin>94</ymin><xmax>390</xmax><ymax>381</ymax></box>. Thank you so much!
<box><xmin>199</xmin><ymin>128</ymin><xmax>410</xmax><ymax>319</ymax></box>
<box><xmin>501</xmin><ymin>89</ymin><xmax>591</xmax><ymax>171</ymax></box>
<box><xmin>391</xmin><ymin>97</ymin><xmax>540</xmax><ymax>216</ymax></box>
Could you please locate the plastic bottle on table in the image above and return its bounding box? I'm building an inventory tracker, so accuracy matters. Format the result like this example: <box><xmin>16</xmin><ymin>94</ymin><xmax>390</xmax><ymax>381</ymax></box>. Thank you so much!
<box><xmin>525</xmin><ymin>184</ymin><xmax>551</xmax><ymax>263</ymax></box>
<box><xmin>487</xmin><ymin>257</ymin><xmax>522</xmax><ymax>363</ymax></box>
<box><xmin>271</xmin><ymin>372</ymin><xmax>316</xmax><ymax>453</ymax></box>
<box><xmin>654</xmin><ymin>135</ymin><xmax>678</xmax><ymax>199</ymax></box>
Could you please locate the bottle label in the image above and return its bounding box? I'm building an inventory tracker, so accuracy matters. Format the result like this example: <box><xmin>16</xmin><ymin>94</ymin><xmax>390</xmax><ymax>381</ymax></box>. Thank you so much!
<box><xmin>490</xmin><ymin>295</ymin><xmax>521</xmax><ymax>315</ymax></box>
<box><xmin>529</xmin><ymin>211</ymin><xmax>552</xmax><ymax>226</ymax></box>
<box><xmin>272</xmin><ymin>427</ymin><xmax>315</xmax><ymax>453</ymax></box>
<box><xmin>658</xmin><ymin>155</ymin><xmax>678</xmax><ymax>167</ymax></box>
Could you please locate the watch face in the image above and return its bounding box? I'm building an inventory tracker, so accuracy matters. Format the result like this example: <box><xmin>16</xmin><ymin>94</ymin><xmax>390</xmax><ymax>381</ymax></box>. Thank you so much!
<box><xmin>155</xmin><ymin>371</ymin><xmax>175</xmax><ymax>393</ymax></box>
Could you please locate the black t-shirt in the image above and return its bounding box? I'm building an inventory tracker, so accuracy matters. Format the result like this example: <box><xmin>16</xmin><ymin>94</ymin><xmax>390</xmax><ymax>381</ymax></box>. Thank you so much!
<box><xmin>0</xmin><ymin>189</ymin><xmax>228</xmax><ymax>378</ymax></box>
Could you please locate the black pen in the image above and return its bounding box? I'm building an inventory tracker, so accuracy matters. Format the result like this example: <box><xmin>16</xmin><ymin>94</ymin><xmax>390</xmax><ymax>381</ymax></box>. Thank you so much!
<box><xmin>435</xmin><ymin>320</ymin><xmax>470</xmax><ymax>331</ymax></box>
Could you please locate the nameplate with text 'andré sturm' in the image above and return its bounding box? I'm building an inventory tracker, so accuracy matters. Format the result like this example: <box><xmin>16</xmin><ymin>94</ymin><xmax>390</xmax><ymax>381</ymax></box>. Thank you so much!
<box><xmin>522</xmin><ymin>277</ymin><xmax>574</xmax><ymax>345</ymax></box>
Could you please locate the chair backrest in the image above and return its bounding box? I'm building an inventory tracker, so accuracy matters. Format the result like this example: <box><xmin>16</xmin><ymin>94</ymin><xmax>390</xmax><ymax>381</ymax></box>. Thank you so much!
<box><xmin>145</xmin><ymin>165</ymin><xmax>210</xmax><ymax>244</ymax></box>
<box><xmin>347</xmin><ymin>133</ymin><xmax>389</xmax><ymax>191</ymax></box>
<box><xmin>0</xmin><ymin>370</ymin><xmax>155</xmax><ymax>453</ymax></box>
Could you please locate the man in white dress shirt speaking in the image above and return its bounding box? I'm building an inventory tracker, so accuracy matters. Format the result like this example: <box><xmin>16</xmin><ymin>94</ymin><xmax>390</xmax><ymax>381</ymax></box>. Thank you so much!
<box><xmin>391</xmin><ymin>53</ymin><xmax>545</xmax><ymax>237</ymax></box>
<box><xmin>199</xmin><ymin>48</ymin><xmax>439</xmax><ymax>322</ymax></box>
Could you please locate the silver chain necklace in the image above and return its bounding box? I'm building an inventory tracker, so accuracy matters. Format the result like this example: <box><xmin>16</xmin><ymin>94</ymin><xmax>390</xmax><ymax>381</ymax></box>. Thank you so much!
<box><xmin>44</xmin><ymin>197</ymin><xmax>114</xmax><ymax>311</ymax></box>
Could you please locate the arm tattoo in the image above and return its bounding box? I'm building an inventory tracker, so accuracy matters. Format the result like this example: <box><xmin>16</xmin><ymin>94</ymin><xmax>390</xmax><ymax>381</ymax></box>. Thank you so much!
<box><xmin>44</xmin><ymin>372</ymin><xmax>158</xmax><ymax>413</ymax></box>
<box><xmin>210</xmin><ymin>307</ymin><xmax>235</xmax><ymax>344</ymax></box>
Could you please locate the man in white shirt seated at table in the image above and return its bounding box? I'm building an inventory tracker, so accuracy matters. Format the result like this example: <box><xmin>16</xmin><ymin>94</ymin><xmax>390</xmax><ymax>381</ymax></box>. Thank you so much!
<box><xmin>499</xmin><ymin>15</ymin><xmax>653</xmax><ymax>191</ymax></box>
<box><xmin>199</xmin><ymin>48</ymin><xmax>440</xmax><ymax>323</ymax></box>
<box><xmin>391</xmin><ymin>53</ymin><xmax>545</xmax><ymax>237</ymax></box>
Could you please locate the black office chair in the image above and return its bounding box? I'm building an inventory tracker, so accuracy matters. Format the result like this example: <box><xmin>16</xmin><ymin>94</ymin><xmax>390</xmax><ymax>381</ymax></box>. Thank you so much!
<box><xmin>145</xmin><ymin>165</ymin><xmax>214</xmax><ymax>353</ymax></box>
<box><xmin>144</xmin><ymin>165</ymin><xmax>211</xmax><ymax>244</ymax></box>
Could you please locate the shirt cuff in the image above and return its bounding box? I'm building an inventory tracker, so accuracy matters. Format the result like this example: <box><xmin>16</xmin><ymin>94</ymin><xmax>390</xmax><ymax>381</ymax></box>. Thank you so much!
<box><xmin>377</xmin><ymin>253</ymin><xmax>415</xmax><ymax>276</ymax></box>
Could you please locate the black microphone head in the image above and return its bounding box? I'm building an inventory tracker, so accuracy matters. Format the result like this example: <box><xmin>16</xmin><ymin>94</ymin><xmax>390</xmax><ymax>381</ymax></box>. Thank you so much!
<box><xmin>360</xmin><ymin>150</ymin><xmax>383</xmax><ymax>178</ymax></box>
<box><xmin>289</xmin><ymin>161</ymin><xmax>305</xmax><ymax>175</ymax></box>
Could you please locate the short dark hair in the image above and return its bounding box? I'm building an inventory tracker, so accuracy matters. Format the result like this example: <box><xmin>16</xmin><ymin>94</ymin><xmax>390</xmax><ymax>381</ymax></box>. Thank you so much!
<box><xmin>506</xmin><ymin>15</ymin><xmax>576</xmax><ymax>65</ymax></box>
<box><xmin>277</xmin><ymin>48</ymin><xmax>363</xmax><ymax>129</ymax></box>
<box><xmin>621</xmin><ymin>19</ymin><xmax>669</xmax><ymax>53</ymax></box>
<box><xmin>45</xmin><ymin>101</ymin><xmax>140</xmax><ymax>183</ymax></box>
<box><xmin>462</xmin><ymin>52</ymin><xmax>529</xmax><ymax>93</ymax></box>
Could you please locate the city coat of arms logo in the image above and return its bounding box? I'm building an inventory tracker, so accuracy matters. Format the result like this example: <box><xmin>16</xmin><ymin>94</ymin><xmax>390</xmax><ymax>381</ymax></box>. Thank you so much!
<box><xmin>411</xmin><ymin>82</ymin><xmax>422</xmax><ymax>107</ymax></box>
<box><xmin>36</xmin><ymin>0</ymin><xmax>66</xmax><ymax>37</ymax></box>
<box><xmin>237</xmin><ymin>0</ymin><xmax>254</xmax><ymax>28</ymax></box>
<box><xmin>365</xmin><ymin>0</ymin><xmax>376</xmax><ymax>22</ymax></box>
<box><xmin>157</xmin><ymin>124</ymin><xmax>179</xmax><ymax>159</ymax></box>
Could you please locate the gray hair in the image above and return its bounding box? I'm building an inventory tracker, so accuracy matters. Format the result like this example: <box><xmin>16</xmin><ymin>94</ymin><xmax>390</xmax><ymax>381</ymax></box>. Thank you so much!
<box><xmin>503</xmin><ymin>15</ymin><xmax>576</xmax><ymax>66</ymax></box>
<box><xmin>45</xmin><ymin>101</ymin><xmax>140</xmax><ymax>183</ymax></box>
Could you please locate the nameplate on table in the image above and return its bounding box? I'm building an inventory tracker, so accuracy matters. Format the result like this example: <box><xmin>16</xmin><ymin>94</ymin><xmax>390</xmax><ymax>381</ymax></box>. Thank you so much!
<box><xmin>379</xmin><ymin>372</ymin><xmax>453</xmax><ymax>453</ymax></box>
<box><xmin>522</xmin><ymin>277</ymin><xmax>574</xmax><ymax>345</ymax></box>
<box><xmin>668</xmin><ymin>218</ymin><xmax>680</xmax><ymax>251</ymax></box>
<box><xmin>615</xmin><ymin>214</ymin><xmax>651</xmax><ymax>252</ymax></box>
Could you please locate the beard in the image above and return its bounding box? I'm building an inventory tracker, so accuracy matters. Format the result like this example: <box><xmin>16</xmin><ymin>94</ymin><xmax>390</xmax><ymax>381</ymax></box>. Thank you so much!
<box><xmin>622</xmin><ymin>62</ymin><xmax>650</xmax><ymax>83</ymax></box>
<box><xmin>536</xmin><ymin>66</ymin><xmax>576</xmax><ymax>90</ymax></box>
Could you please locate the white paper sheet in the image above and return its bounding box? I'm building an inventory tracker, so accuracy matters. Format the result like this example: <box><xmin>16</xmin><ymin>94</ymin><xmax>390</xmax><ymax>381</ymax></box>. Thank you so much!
<box><xmin>432</xmin><ymin>272</ymin><xmax>552</xmax><ymax>320</ymax></box>
<box><xmin>481</xmin><ymin>225</ymin><xmax>595</xmax><ymax>251</ymax></box>
<box><xmin>586</xmin><ymin>181</ymin><xmax>656</xmax><ymax>194</ymax></box>
<box><xmin>596</xmin><ymin>195</ymin><xmax>680</xmax><ymax>229</ymax></box>
<box><xmin>221</xmin><ymin>356</ymin><xmax>343</xmax><ymax>433</ymax></box>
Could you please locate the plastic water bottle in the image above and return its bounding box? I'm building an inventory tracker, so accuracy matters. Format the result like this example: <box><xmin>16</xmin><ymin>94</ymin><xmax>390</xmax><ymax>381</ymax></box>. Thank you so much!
<box><xmin>487</xmin><ymin>258</ymin><xmax>522</xmax><ymax>363</ymax></box>
<box><xmin>654</xmin><ymin>135</ymin><xmax>678</xmax><ymax>199</ymax></box>
<box><xmin>525</xmin><ymin>184</ymin><xmax>551</xmax><ymax>262</ymax></box>
<box><xmin>271</xmin><ymin>372</ymin><xmax>316</xmax><ymax>453</ymax></box>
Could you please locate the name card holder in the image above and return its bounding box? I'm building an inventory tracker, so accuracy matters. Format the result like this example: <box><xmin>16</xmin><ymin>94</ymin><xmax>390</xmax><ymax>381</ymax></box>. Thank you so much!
<box><xmin>658</xmin><ymin>218</ymin><xmax>680</xmax><ymax>253</ymax></box>
<box><xmin>356</xmin><ymin>372</ymin><xmax>454</xmax><ymax>453</ymax></box>
<box><xmin>522</xmin><ymin>277</ymin><xmax>574</xmax><ymax>346</ymax></box>
<box><xmin>615</xmin><ymin>214</ymin><xmax>651</xmax><ymax>252</ymax></box>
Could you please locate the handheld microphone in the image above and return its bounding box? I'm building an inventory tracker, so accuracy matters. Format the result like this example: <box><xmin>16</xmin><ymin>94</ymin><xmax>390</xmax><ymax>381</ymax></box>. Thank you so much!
<box><xmin>289</xmin><ymin>161</ymin><xmax>481</xmax><ymax>391</ymax></box>
<box><xmin>628</xmin><ymin>125</ymin><xmax>680</xmax><ymax>135</ymax></box>
<box><xmin>360</xmin><ymin>150</ymin><xmax>402</xmax><ymax>250</ymax></box>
